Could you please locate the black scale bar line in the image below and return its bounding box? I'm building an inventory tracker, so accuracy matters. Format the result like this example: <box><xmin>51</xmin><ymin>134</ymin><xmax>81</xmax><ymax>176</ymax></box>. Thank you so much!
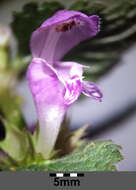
<box><xmin>49</xmin><ymin>173</ymin><xmax>84</xmax><ymax>177</ymax></box>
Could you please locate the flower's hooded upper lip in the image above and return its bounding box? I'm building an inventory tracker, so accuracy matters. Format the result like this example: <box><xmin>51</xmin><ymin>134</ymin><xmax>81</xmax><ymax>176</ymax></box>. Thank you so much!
<box><xmin>38</xmin><ymin>10</ymin><xmax>89</xmax><ymax>29</ymax></box>
<box><xmin>30</xmin><ymin>10</ymin><xmax>100</xmax><ymax>63</ymax></box>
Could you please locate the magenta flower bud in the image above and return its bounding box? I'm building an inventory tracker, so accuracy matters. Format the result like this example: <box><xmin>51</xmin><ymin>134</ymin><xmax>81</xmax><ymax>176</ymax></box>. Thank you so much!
<box><xmin>27</xmin><ymin>10</ymin><xmax>102</xmax><ymax>159</ymax></box>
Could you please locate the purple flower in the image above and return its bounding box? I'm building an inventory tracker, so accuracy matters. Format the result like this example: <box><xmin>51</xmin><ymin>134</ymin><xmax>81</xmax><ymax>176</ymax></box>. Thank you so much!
<box><xmin>27</xmin><ymin>10</ymin><xmax>103</xmax><ymax>158</ymax></box>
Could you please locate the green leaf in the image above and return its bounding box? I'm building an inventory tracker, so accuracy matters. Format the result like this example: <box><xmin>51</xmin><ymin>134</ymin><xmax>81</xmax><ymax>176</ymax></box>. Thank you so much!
<box><xmin>0</xmin><ymin>88</ymin><xmax>35</xmax><ymax>164</ymax></box>
<box><xmin>69</xmin><ymin>0</ymin><xmax>105</xmax><ymax>14</ymax></box>
<box><xmin>10</xmin><ymin>140</ymin><xmax>123</xmax><ymax>171</ymax></box>
<box><xmin>0</xmin><ymin>150</ymin><xmax>17</xmax><ymax>168</ymax></box>
<box><xmin>0</xmin><ymin>87</ymin><xmax>26</xmax><ymax>130</ymax></box>
<box><xmin>48</xmin><ymin>140</ymin><xmax>123</xmax><ymax>171</ymax></box>
<box><xmin>0</xmin><ymin>119</ymin><xmax>29</xmax><ymax>162</ymax></box>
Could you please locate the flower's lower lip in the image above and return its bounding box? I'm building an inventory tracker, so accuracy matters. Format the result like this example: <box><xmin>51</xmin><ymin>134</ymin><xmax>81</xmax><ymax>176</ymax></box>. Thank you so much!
<box><xmin>82</xmin><ymin>81</ymin><xmax>103</xmax><ymax>101</ymax></box>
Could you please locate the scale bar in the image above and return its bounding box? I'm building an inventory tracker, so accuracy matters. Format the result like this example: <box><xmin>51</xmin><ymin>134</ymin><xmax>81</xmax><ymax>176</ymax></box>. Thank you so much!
<box><xmin>50</xmin><ymin>173</ymin><xmax>84</xmax><ymax>177</ymax></box>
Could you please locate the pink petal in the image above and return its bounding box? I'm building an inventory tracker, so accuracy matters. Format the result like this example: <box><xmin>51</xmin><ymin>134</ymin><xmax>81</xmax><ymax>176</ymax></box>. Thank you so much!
<box><xmin>26</xmin><ymin>58</ymin><xmax>67</xmax><ymax>158</ymax></box>
<box><xmin>30</xmin><ymin>10</ymin><xmax>100</xmax><ymax>62</ymax></box>
<box><xmin>82</xmin><ymin>81</ymin><xmax>103</xmax><ymax>102</ymax></box>
<box><xmin>64</xmin><ymin>75</ymin><xmax>82</xmax><ymax>104</ymax></box>
<box><xmin>26</xmin><ymin>58</ymin><xmax>83</xmax><ymax>158</ymax></box>
<box><xmin>54</xmin><ymin>61</ymin><xmax>83</xmax><ymax>104</ymax></box>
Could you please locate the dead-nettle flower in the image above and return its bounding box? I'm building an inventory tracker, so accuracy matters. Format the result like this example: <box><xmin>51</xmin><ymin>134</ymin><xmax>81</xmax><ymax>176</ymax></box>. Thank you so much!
<box><xmin>27</xmin><ymin>10</ymin><xmax>103</xmax><ymax>159</ymax></box>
